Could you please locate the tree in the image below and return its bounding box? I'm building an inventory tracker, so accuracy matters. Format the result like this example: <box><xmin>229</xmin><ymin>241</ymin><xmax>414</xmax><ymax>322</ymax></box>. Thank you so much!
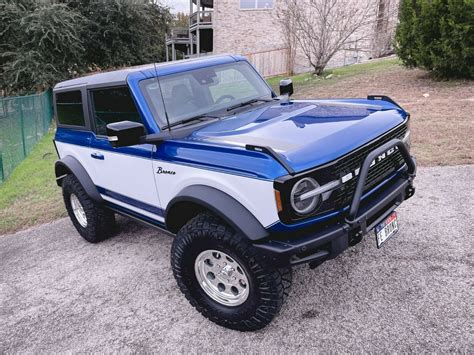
<box><xmin>173</xmin><ymin>11</ymin><xmax>190</xmax><ymax>28</ymax></box>
<box><xmin>0</xmin><ymin>0</ymin><xmax>173</xmax><ymax>95</ymax></box>
<box><xmin>0</xmin><ymin>2</ymin><xmax>85</xmax><ymax>95</ymax></box>
<box><xmin>65</xmin><ymin>0</ymin><xmax>173</xmax><ymax>68</ymax></box>
<box><xmin>275</xmin><ymin>4</ymin><xmax>298</xmax><ymax>75</ymax></box>
<box><xmin>372</xmin><ymin>0</ymin><xmax>399</xmax><ymax>57</ymax></box>
<box><xmin>278</xmin><ymin>0</ymin><xmax>378</xmax><ymax>75</ymax></box>
<box><xmin>395</xmin><ymin>0</ymin><xmax>474</xmax><ymax>78</ymax></box>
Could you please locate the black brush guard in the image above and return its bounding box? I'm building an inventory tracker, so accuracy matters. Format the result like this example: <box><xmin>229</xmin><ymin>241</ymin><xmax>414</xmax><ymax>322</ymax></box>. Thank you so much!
<box><xmin>253</xmin><ymin>139</ymin><xmax>417</xmax><ymax>268</ymax></box>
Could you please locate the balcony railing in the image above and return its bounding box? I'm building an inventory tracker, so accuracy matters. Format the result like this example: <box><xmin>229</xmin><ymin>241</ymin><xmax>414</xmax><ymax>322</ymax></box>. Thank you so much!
<box><xmin>190</xmin><ymin>10</ymin><xmax>213</xmax><ymax>28</ymax></box>
<box><xmin>166</xmin><ymin>27</ymin><xmax>189</xmax><ymax>42</ymax></box>
<box><xmin>186</xmin><ymin>52</ymin><xmax>214</xmax><ymax>59</ymax></box>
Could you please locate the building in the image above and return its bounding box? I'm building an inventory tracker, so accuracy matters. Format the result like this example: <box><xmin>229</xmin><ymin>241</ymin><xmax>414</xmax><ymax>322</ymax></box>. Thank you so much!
<box><xmin>165</xmin><ymin>0</ymin><xmax>399</xmax><ymax>76</ymax></box>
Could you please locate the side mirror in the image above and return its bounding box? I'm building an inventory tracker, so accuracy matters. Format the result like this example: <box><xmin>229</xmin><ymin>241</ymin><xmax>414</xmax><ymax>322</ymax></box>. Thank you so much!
<box><xmin>279</xmin><ymin>79</ymin><xmax>294</xmax><ymax>97</ymax></box>
<box><xmin>106</xmin><ymin>121</ymin><xmax>145</xmax><ymax>148</ymax></box>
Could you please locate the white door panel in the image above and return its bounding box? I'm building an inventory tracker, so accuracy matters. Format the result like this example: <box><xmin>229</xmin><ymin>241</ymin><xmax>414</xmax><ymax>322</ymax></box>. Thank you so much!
<box><xmin>87</xmin><ymin>147</ymin><xmax>159</xmax><ymax>207</ymax></box>
<box><xmin>56</xmin><ymin>141</ymin><xmax>162</xmax><ymax>219</ymax></box>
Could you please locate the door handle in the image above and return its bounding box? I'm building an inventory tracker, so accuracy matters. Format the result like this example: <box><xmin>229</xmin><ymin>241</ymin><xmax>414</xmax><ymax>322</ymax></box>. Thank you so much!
<box><xmin>91</xmin><ymin>152</ymin><xmax>104</xmax><ymax>160</ymax></box>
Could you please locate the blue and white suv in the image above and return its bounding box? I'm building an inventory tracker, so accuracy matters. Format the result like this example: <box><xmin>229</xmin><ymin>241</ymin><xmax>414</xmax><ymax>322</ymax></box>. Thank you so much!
<box><xmin>53</xmin><ymin>55</ymin><xmax>416</xmax><ymax>331</ymax></box>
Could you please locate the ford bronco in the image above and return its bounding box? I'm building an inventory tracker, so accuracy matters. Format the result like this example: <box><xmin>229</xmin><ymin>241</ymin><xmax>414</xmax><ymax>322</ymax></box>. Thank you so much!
<box><xmin>53</xmin><ymin>55</ymin><xmax>416</xmax><ymax>331</ymax></box>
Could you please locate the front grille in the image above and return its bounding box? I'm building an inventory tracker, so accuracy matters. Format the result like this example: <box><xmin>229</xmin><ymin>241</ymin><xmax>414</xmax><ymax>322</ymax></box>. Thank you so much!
<box><xmin>332</xmin><ymin>123</ymin><xmax>408</xmax><ymax>208</ymax></box>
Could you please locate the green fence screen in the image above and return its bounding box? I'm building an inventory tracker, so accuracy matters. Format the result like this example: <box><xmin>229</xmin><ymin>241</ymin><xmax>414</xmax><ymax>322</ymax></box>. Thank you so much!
<box><xmin>0</xmin><ymin>90</ymin><xmax>54</xmax><ymax>182</ymax></box>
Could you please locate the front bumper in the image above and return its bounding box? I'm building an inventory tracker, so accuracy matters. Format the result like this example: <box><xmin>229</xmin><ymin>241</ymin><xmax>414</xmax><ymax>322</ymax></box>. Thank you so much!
<box><xmin>254</xmin><ymin>139</ymin><xmax>417</xmax><ymax>268</ymax></box>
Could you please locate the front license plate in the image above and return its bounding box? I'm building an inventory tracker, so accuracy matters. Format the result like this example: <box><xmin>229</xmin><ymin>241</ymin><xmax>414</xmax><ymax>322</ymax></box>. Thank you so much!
<box><xmin>375</xmin><ymin>212</ymin><xmax>399</xmax><ymax>248</ymax></box>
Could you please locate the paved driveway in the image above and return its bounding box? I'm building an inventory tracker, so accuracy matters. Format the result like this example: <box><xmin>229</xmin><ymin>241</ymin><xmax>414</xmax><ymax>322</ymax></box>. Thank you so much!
<box><xmin>1</xmin><ymin>165</ymin><xmax>472</xmax><ymax>352</ymax></box>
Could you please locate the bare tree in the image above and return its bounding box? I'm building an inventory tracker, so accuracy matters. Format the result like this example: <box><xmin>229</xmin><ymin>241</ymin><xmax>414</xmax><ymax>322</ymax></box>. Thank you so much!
<box><xmin>275</xmin><ymin>6</ymin><xmax>298</xmax><ymax>75</ymax></box>
<box><xmin>372</xmin><ymin>0</ymin><xmax>399</xmax><ymax>58</ymax></box>
<box><xmin>280</xmin><ymin>0</ymin><xmax>378</xmax><ymax>75</ymax></box>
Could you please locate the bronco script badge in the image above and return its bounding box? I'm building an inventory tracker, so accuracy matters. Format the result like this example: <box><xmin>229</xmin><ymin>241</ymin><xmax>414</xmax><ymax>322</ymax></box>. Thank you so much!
<box><xmin>156</xmin><ymin>167</ymin><xmax>176</xmax><ymax>175</ymax></box>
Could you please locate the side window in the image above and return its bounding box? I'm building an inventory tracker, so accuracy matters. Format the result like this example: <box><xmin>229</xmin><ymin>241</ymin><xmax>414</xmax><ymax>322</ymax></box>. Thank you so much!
<box><xmin>91</xmin><ymin>87</ymin><xmax>142</xmax><ymax>136</ymax></box>
<box><xmin>56</xmin><ymin>91</ymin><xmax>85</xmax><ymax>127</ymax></box>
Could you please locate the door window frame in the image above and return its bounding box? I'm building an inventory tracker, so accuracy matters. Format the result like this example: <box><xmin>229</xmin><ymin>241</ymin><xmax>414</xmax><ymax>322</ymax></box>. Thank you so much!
<box><xmin>88</xmin><ymin>85</ymin><xmax>146</xmax><ymax>138</ymax></box>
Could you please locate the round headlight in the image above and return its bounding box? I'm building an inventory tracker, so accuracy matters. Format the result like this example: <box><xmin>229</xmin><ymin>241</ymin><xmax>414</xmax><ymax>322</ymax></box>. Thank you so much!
<box><xmin>290</xmin><ymin>177</ymin><xmax>321</xmax><ymax>215</ymax></box>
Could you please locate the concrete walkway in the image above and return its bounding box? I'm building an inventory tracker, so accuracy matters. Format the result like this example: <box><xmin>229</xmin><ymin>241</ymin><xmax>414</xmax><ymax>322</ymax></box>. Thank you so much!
<box><xmin>1</xmin><ymin>165</ymin><xmax>472</xmax><ymax>352</ymax></box>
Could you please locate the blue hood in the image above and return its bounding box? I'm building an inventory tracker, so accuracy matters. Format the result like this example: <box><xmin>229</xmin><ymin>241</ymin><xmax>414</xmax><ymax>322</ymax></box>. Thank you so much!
<box><xmin>185</xmin><ymin>99</ymin><xmax>408</xmax><ymax>173</ymax></box>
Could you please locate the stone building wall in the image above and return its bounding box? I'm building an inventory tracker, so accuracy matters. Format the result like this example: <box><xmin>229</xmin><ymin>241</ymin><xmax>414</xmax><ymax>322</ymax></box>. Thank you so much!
<box><xmin>213</xmin><ymin>0</ymin><xmax>310</xmax><ymax>75</ymax></box>
<box><xmin>212</xmin><ymin>0</ymin><xmax>399</xmax><ymax>76</ymax></box>
<box><xmin>213</xmin><ymin>0</ymin><xmax>284</xmax><ymax>55</ymax></box>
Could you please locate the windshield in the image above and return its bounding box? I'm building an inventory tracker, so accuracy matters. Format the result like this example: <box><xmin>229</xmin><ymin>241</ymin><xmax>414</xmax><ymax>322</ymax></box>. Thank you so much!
<box><xmin>140</xmin><ymin>61</ymin><xmax>273</xmax><ymax>128</ymax></box>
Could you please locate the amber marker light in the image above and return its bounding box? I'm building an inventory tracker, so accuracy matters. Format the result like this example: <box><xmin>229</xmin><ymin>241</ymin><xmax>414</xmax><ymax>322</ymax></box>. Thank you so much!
<box><xmin>274</xmin><ymin>189</ymin><xmax>283</xmax><ymax>212</ymax></box>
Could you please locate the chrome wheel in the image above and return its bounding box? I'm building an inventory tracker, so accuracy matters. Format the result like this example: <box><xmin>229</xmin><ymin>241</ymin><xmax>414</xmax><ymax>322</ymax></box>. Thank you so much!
<box><xmin>194</xmin><ymin>249</ymin><xmax>250</xmax><ymax>307</ymax></box>
<box><xmin>70</xmin><ymin>193</ymin><xmax>87</xmax><ymax>228</ymax></box>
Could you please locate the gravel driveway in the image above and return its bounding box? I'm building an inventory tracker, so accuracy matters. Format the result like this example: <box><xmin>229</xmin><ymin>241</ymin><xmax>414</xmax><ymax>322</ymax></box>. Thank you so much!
<box><xmin>1</xmin><ymin>165</ymin><xmax>472</xmax><ymax>353</ymax></box>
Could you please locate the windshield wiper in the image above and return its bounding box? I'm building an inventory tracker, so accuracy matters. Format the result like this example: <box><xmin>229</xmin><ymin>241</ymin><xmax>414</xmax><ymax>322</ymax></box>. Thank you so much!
<box><xmin>226</xmin><ymin>98</ymin><xmax>274</xmax><ymax>112</ymax></box>
<box><xmin>163</xmin><ymin>113</ymin><xmax>221</xmax><ymax>130</ymax></box>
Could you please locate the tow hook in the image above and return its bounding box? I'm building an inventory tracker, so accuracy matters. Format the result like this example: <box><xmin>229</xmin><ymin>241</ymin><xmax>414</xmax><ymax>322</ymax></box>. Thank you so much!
<box><xmin>349</xmin><ymin>231</ymin><xmax>363</xmax><ymax>246</ymax></box>
<box><xmin>405</xmin><ymin>185</ymin><xmax>415</xmax><ymax>199</ymax></box>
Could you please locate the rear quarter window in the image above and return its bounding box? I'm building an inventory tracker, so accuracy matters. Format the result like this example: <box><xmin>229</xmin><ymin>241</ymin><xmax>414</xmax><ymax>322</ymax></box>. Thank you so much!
<box><xmin>56</xmin><ymin>91</ymin><xmax>85</xmax><ymax>127</ymax></box>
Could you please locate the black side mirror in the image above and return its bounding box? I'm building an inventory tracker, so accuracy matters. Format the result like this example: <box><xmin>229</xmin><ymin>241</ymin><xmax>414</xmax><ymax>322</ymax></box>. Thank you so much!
<box><xmin>106</xmin><ymin>121</ymin><xmax>145</xmax><ymax>148</ymax></box>
<box><xmin>279</xmin><ymin>79</ymin><xmax>294</xmax><ymax>97</ymax></box>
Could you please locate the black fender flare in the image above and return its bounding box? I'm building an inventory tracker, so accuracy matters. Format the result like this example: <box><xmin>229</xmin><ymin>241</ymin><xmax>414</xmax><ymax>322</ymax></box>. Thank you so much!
<box><xmin>55</xmin><ymin>156</ymin><xmax>103</xmax><ymax>203</ymax></box>
<box><xmin>165</xmin><ymin>185</ymin><xmax>270</xmax><ymax>241</ymax></box>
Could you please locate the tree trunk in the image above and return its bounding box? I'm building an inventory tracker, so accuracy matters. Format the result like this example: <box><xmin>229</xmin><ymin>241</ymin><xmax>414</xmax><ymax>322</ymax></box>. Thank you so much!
<box><xmin>312</xmin><ymin>58</ymin><xmax>330</xmax><ymax>75</ymax></box>
<box><xmin>313</xmin><ymin>65</ymin><xmax>325</xmax><ymax>75</ymax></box>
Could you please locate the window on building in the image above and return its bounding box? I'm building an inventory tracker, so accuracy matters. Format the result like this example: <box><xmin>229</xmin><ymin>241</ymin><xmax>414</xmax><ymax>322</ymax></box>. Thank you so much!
<box><xmin>56</xmin><ymin>91</ymin><xmax>85</xmax><ymax>127</ymax></box>
<box><xmin>91</xmin><ymin>87</ymin><xmax>142</xmax><ymax>136</ymax></box>
<box><xmin>240</xmin><ymin>0</ymin><xmax>274</xmax><ymax>9</ymax></box>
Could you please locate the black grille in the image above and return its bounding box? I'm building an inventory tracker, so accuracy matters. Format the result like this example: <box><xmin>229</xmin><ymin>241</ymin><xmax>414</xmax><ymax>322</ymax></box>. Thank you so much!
<box><xmin>332</xmin><ymin>124</ymin><xmax>408</xmax><ymax>208</ymax></box>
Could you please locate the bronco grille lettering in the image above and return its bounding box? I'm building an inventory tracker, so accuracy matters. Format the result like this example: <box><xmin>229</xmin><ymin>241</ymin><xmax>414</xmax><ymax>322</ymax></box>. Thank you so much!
<box><xmin>342</xmin><ymin>146</ymin><xmax>400</xmax><ymax>183</ymax></box>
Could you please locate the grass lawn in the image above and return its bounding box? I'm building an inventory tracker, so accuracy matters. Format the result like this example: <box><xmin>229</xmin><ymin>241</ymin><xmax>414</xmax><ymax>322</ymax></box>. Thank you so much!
<box><xmin>269</xmin><ymin>57</ymin><xmax>473</xmax><ymax>167</ymax></box>
<box><xmin>266</xmin><ymin>57</ymin><xmax>402</xmax><ymax>89</ymax></box>
<box><xmin>1</xmin><ymin>57</ymin><xmax>472</xmax><ymax>235</ymax></box>
<box><xmin>0</xmin><ymin>131</ymin><xmax>65</xmax><ymax>235</ymax></box>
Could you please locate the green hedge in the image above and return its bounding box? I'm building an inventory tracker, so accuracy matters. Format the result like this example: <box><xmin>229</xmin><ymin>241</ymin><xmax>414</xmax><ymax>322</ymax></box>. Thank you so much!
<box><xmin>0</xmin><ymin>0</ymin><xmax>172</xmax><ymax>96</ymax></box>
<box><xmin>395</xmin><ymin>0</ymin><xmax>474</xmax><ymax>78</ymax></box>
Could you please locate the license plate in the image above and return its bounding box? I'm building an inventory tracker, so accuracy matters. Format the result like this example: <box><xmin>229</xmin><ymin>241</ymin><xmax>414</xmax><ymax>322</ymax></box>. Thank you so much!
<box><xmin>375</xmin><ymin>212</ymin><xmax>399</xmax><ymax>248</ymax></box>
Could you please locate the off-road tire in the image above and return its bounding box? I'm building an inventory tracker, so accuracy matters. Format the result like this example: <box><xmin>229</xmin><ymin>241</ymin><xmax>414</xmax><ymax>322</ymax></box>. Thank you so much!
<box><xmin>171</xmin><ymin>212</ymin><xmax>292</xmax><ymax>331</ymax></box>
<box><xmin>62</xmin><ymin>174</ymin><xmax>115</xmax><ymax>243</ymax></box>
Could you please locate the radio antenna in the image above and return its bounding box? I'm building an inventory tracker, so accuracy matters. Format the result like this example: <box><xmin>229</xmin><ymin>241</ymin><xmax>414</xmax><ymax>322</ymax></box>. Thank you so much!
<box><xmin>154</xmin><ymin>61</ymin><xmax>172</xmax><ymax>132</ymax></box>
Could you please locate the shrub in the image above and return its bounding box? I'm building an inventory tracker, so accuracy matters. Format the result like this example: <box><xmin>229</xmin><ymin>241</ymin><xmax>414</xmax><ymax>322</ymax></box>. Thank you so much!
<box><xmin>395</xmin><ymin>0</ymin><xmax>474</xmax><ymax>78</ymax></box>
<box><xmin>68</xmin><ymin>0</ymin><xmax>172</xmax><ymax>69</ymax></box>
<box><xmin>1</xmin><ymin>3</ymin><xmax>86</xmax><ymax>95</ymax></box>
<box><xmin>0</xmin><ymin>0</ymin><xmax>172</xmax><ymax>96</ymax></box>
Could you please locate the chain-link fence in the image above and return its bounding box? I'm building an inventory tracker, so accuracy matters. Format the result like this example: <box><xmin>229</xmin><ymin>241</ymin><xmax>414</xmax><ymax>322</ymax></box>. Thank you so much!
<box><xmin>0</xmin><ymin>90</ymin><xmax>54</xmax><ymax>182</ymax></box>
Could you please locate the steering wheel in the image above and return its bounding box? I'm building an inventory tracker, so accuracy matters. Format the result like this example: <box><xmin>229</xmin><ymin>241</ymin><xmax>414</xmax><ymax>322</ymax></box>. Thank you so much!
<box><xmin>215</xmin><ymin>94</ymin><xmax>235</xmax><ymax>105</ymax></box>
